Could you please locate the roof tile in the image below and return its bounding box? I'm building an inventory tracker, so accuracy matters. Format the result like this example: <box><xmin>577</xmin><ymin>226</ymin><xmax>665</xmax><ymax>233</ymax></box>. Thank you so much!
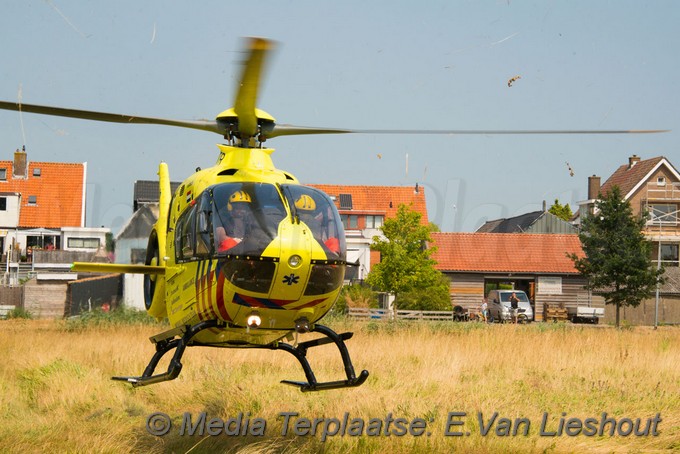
<box><xmin>600</xmin><ymin>157</ymin><xmax>664</xmax><ymax>197</ymax></box>
<box><xmin>0</xmin><ymin>159</ymin><xmax>84</xmax><ymax>228</ymax></box>
<box><xmin>430</xmin><ymin>232</ymin><xmax>583</xmax><ymax>274</ymax></box>
<box><xmin>309</xmin><ymin>184</ymin><xmax>429</xmax><ymax>224</ymax></box>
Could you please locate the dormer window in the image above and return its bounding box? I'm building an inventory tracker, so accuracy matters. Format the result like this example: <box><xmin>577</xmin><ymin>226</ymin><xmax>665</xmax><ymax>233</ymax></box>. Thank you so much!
<box><xmin>33</xmin><ymin>168</ymin><xmax>41</xmax><ymax>177</ymax></box>
<box><xmin>366</xmin><ymin>215</ymin><xmax>384</xmax><ymax>229</ymax></box>
<box><xmin>0</xmin><ymin>169</ymin><xmax>6</xmax><ymax>181</ymax></box>
<box><xmin>28</xmin><ymin>195</ymin><xmax>37</xmax><ymax>206</ymax></box>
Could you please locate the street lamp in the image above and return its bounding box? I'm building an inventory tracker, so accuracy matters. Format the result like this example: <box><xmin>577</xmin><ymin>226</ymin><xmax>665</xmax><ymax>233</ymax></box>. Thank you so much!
<box><xmin>654</xmin><ymin>215</ymin><xmax>661</xmax><ymax>330</ymax></box>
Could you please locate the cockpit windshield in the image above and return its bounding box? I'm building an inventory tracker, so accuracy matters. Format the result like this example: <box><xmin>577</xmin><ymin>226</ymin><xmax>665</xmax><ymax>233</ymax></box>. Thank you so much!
<box><xmin>212</xmin><ymin>182</ymin><xmax>286</xmax><ymax>256</ymax></box>
<box><xmin>177</xmin><ymin>182</ymin><xmax>345</xmax><ymax>263</ymax></box>
<box><xmin>281</xmin><ymin>185</ymin><xmax>346</xmax><ymax>261</ymax></box>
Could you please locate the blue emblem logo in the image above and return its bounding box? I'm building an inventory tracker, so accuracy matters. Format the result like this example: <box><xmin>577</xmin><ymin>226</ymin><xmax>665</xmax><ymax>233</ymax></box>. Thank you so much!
<box><xmin>283</xmin><ymin>274</ymin><xmax>299</xmax><ymax>285</ymax></box>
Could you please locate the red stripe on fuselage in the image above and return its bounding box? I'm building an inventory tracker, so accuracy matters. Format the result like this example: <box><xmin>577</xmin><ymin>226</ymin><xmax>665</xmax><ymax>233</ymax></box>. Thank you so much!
<box><xmin>206</xmin><ymin>264</ymin><xmax>219</xmax><ymax>320</ymax></box>
<box><xmin>215</xmin><ymin>265</ymin><xmax>231</xmax><ymax>321</ymax></box>
<box><xmin>289</xmin><ymin>298</ymin><xmax>327</xmax><ymax>309</ymax></box>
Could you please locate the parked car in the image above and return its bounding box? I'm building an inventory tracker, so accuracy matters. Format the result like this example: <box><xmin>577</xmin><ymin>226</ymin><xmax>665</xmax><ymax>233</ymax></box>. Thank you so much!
<box><xmin>487</xmin><ymin>290</ymin><xmax>533</xmax><ymax>323</ymax></box>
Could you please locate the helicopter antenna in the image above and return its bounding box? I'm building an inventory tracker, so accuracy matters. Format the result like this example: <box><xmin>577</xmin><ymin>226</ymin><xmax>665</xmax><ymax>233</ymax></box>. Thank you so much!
<box><xmin>405</xmin><ymin>153</ymin><xmax>409</xmax><ymax>179</ymax></box>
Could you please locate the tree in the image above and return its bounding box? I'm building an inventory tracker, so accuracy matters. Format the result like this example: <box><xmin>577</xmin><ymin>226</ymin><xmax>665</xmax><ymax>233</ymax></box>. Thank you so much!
<box><xmin>549</xmin><ymin>198</ymin><xmax>573</xmax><ymax>221</ymax></box>
<box><xmin>394</xmin><ymin>273</ymin><xmax>452</xmax><ymax>311</ymax></box>
<box><xmin>569</xmin><ymin>186</ymin><xmax>663</xmax><ymax>327</ymax></box>
<box><xmin>366</xmin><ymin>204</ymin><xmax>448</xmax><ymax>309</ymax></box>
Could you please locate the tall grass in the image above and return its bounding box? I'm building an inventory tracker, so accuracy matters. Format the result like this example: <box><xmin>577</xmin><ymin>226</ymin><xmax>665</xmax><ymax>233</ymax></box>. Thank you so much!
<box><xmin>0</xmin><ymin>318</ymin><xmax>678</xmax><ymax>453</ymax></box>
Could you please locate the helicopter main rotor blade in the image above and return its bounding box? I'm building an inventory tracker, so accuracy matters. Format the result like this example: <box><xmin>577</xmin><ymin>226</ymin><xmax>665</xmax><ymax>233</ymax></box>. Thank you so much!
<box><xmin>1</xmin><ymin>100</ymin><xmax>668</xmax><ymax>140</ymax></box>
<box><xmin>234</xmin><ymin>37</ymin><xmax>274</xmax><ymax>138</ymax></box>
<box><xmin>0</xmin><ymin>100</ymin><xmax>223</xmax><ymax>134</ymax></box>
<box><xmin>265</xmin><ymin>124</ymin><xmax>670</xmax><ymax>138</ymax></box>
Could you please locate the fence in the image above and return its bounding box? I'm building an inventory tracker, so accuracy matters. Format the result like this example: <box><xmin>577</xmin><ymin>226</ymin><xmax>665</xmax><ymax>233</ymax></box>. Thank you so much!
<box><xmin>347</xmin><ymin>307</ymin><xmax>454</xmax><ymax>321</ymax></box>
<box><xmin>0</xmin><ymin>305</ymin><xmax>16</xmax><ymax>318</ymax></box>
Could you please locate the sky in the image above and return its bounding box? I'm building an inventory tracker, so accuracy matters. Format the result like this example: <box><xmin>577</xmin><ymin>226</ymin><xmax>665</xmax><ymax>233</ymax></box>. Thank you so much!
<box><xmin>0</xmin><ymin>1</ymin><xmax>678</xmax><ymax>234</ymax></box>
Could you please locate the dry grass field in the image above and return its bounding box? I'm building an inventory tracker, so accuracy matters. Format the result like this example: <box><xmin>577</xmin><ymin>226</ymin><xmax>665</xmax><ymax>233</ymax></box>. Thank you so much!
<box><xmin>0</xmin><ymin>315</ymin><xmax>678</xmax><ymax>453</ymax></box>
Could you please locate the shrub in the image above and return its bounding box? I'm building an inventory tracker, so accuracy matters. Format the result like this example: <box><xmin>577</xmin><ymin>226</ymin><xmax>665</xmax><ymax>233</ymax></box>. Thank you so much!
<box><xmin>6</xmin><ymin>307</ymin><xmax>33</xmax><ymax>319</ymax></box>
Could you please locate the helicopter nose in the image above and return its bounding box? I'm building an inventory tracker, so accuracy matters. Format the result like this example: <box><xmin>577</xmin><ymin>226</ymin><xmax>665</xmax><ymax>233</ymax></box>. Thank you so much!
<box><xmin>268</xmin><ymin>223</ymin><xmax>313</xmax><ymax>301</ymax></box>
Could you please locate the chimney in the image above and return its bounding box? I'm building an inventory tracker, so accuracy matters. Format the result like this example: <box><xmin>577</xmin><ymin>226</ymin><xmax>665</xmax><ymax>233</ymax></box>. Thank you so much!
<box><xmin>13</xmin><ymin>149</ymin><xmax>27</xmax><ymax>179</ymax></box>
<box><xmin>588</xmin><ymin>175</ymin><xmax>601</xmax><ymax>200</ymax></box>
<box><xmin>628</xmin><ymin>154</ymin><xmax>641</xmax><ymax>169</ymax></box>
<box><xmin>414</xmin><ymin>183</ymin><xmax>419</xmax><ymax>194</ymax></box>
<box><xmin>542</xmin><ymin>200</ymin><xmax>547</xmax><ymax>212</ymax></box>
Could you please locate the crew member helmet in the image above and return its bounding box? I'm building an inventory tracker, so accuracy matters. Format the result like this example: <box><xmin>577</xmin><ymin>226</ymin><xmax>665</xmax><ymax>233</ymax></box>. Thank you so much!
<box><xmin>228</xmin><ymin>190</ymin><xmax>252</xmax><ymax>211</ymax></box>
<box><xmin>295</xmin><ymin>194</ymin><xmax>316</xmax><ymax>211</ymax></box>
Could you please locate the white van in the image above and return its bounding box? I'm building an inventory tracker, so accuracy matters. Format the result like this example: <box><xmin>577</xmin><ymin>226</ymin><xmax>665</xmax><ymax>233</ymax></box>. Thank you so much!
<box><xmin>487</xmin><ymin>290</ymin><xmax>533</xmax><ymax>323</ymax></box>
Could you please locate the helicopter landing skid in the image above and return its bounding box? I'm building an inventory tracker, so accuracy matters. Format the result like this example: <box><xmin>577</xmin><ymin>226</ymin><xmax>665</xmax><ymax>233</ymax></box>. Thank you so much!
<box><xmin>111</xmin><ymin>321</ymin><xmax>368</xmax><ymax>391</ymax></box>
<box><xmin>266</xmin><ymin>324</ymin><xmax>369</xmax><ymax>392</ymax></box>
<box><xmin>112</xmin><ymin>320</ymin><xmax>221</xmax><ymax>387</ymax></box>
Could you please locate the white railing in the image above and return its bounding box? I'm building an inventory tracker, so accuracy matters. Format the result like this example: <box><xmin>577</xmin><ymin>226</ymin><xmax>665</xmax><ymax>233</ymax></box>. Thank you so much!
<box><xmin>347</xmin><ymin>307</ymin><xmax>454</xmax><ymax>321</ymax></box>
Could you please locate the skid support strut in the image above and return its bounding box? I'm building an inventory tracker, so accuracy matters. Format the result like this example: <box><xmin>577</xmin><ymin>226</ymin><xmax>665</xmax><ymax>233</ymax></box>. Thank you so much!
<box><xmin>112</xmin><ymin>320</ymin><xmax>220</xmax><ymax>387</ymax></box>
<box><xmin>268</xmin><ymin>324</ymin><xmax>369</xmax><ymax>392</ymax></box>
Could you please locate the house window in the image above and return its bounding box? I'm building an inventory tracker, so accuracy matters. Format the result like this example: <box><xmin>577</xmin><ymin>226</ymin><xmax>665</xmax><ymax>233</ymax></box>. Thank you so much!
<box><xmin>648</xmin><ymin>204</ymin><xmax>678</xmax><ymax>224</ymax></box>
<box><xmin>365</xmin><ymin>215</ymin><xmax>384</xmax><ymax>229</ymax></box>
<box><xmin>660</xmin><ymin>244</ymin><xmax>679</xmax><ymax>267</ymax></box>
<box><xmin>0</xmin><ymin>198</ymin><xmax>5</xmax><ymax>211</ymax></box>
<box><xmin>0</xmin><ymin>169</ymin><xmax>6</xmax><ymax>181</ymax></box>
<box><xmin>68</xmin><ymin>238</ymin><xmax>100</xmax><ymax>249</ymax></box>
<box><xmin>340</xmin><ymin>214</ymin><xmax>358</xmax><ymax>229</ymax></box>
<box><xmin>33</xmin><ymin>168</ymin><xmax>41</xmax><ymax>177</ymax></box>
<box><xmin>27</xmin><ymin>195</ymin><xmax>37</xmax><ymax>205</ymax></box>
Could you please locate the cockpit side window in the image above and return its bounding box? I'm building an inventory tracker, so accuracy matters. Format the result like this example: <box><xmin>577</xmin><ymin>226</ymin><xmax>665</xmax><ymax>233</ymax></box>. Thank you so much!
<box><xmin>175</xmin><ymin>206</ymin><xmax>196</xmax><ymax>261</ymax></box>
<box><xmin>195</xmin><ymin>192</ymin><xmax>213</xmax><ymax>258</ymax></box>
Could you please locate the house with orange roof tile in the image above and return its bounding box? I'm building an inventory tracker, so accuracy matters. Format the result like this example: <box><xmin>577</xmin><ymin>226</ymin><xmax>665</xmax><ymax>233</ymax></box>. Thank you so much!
<box><xmin>575</xmin><ymin>154</ymin><xmax>680</xmax><ymax>325</ymax></box>
<box><xmin>0</xmin><ymin>150</ymin><xmax>109</xmax><ymax>264</ymax></box>
<box><xmin>309</xmin><ymin>183</ymin><xmax>428</xmax><ymax>281</ymax></box>
<box><xmin>577</xmin><ymin>155</ymin><xmax>680</xmax><ymax>267</ymax></box>
<box><xmin>429</xmin><ymin>232</ymin><xmax>603</xmax><ymax>322</ymax></box>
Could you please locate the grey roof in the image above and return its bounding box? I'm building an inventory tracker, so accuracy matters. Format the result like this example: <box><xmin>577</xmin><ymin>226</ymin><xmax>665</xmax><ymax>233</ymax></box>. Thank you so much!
<box><xmin>476</xmin><ymin>210</ymin><xmax>577</xmax><ymax>234</ymax></box>
<box><xmin>478</xmin><ymin>211</ymin><xmax>539</xmax><ymax>233</ymax></box>
<box><xmin>133</xmin><ymin>180</ymin><xmax>182</xmax><ymax>211</ymax></box>
<box><xmin>115</xmin><ymin>204</ymin><xmax>159</xmax><ymax>241</ymax></box>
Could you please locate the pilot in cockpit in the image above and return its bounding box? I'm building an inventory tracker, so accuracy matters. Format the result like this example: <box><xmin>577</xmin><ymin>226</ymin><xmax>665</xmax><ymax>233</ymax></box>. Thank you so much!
<box><xmin>216</xmin><ymin>190</ymin><xmax>253</xmax><ymax>252</ymax></box>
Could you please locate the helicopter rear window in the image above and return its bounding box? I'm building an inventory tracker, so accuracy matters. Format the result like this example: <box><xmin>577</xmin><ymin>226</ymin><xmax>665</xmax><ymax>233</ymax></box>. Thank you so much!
<box><xmin>211</xmin><ymin>183</ymin><xmax>286</xmax><ymax>256</ymax></box>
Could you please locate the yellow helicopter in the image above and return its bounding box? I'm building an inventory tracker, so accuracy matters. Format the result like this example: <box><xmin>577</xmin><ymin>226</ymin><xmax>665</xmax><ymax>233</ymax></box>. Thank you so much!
<box><xmin>0</xmin><ymin>38</ymin><xmax>666</xmax><ymax>392</ymax></box>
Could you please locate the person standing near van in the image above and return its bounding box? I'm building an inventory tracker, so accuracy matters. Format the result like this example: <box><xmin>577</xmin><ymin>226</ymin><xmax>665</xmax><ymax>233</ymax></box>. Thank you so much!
<box><xmin>509</xmin><ymin>292</ymin><xmax>519</xmax><ymax>323</ymax></box>
<box><xmin>480</xmin><ymin>299</ymin><xmax>489</xmax><ymax>323</ymax></box>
